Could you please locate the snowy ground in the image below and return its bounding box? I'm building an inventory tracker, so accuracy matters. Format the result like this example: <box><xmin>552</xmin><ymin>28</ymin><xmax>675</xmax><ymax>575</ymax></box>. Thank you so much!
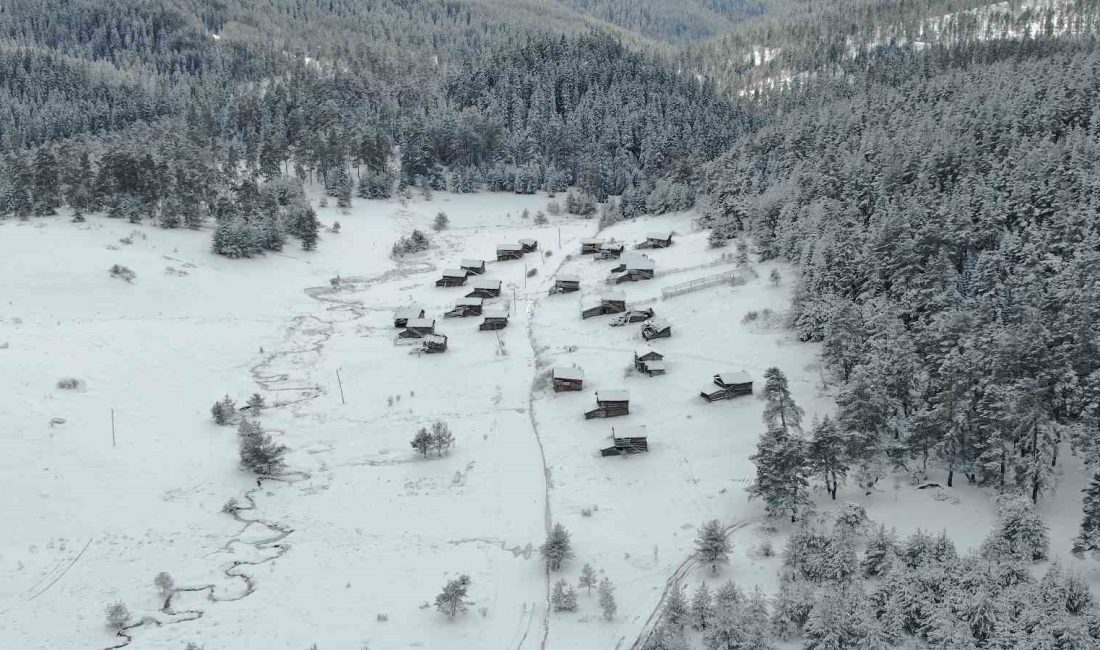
<box><xmin>3</xmin><ymin>191</ymin><xmax>1096</xmax><ymax>649</ymax></box>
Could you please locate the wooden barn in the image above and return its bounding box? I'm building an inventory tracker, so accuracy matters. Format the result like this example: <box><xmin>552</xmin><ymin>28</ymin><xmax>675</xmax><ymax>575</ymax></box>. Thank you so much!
<box><xmin>435</xmin><ymin>268</ymin><xmax>468</xmax><ymax>287</ymax></box>
<box><xmin>601</xmin><ymin>426</ymin><xmax>649</xmax><ymax>457</ymax></box>
<box><xmin>598</xmin><ymin>242</ymin><xmax>625</xmax><ymax>259</ymax></box>
<box><xmin>585</xmin><ymin>389</ymin><xmax>630</xmax><ymax>419</ymax></box>
<box><xmin>393</xmin><ymin>305</ymin><xmax>426</xmax><ymax>328</ymax></box>
<box><xmin>497</xmin><ymin>243</ymin><xmax>525</xmax><ymax>261</ymax></box>
<box><xmin>642</xmin><ymin>232</ymin><xmax>674</xmax><ymax>248</ymax></box>
<box><xmin>581</xmin><ymin>292</ymin><xmax>627</xmax><ymax>319</ymax></box>
<box><xmin>551</xmin><ymin>274</ymin><xmax>581</xmax><ymax>295</ymax></box>
<box><xmin>519</xmin><ymin>238</ymin><xmax>538</xmax><ymax>253</ymax></box>
<box><xmin>642</xmin><ymin>319</ymin><xmax>672</xmax><ymax>341</ymax></box>
<box><xmin>581</xmin><ymin>238</ymin><xmax>605</xmax><ymax>254</ymax></box>
<box><xmin>611</xmin><ymin>308</ymin><xmax>655</xmax><ymax>326</ymax></box>
<box><xmin>460</xmin><ymin>258</ymin><xmax>486</xmax><ymax>275</ymax></box>
<box><xmin>420</xmin><ymin>333</ymin><xmax>448</xmax><ymax>354</ymax></box>
<box><xmin>611</xmin><ymin>254</ymin><xmax>655</xmax><ymax>275</ymax></box>
<box><xmin>467</xmin><ymin>278</ymin><xmax>502</xmax><ymax>299</ymax></box>
<box><xmin>552</xmin><ymin>367</ymin><xmax>585</xmax><ymax>392</ymax></box>
<box><xmin>634</xmin><ymin>350</ymin><xmax>666</xmax><ymax>376</ymax></box>
<box><xmin>700</xmin><ymin>370</ymin><xmax>754</xmax><ymax>401</ymax></box>
<box><xmin>398</xmin><ymin>317</ymin><xmax>436</xmax><ymax>338</ymax></box>
<box><xmin>479</xmin><ymin>307</ymin><xmax>509</xmax><ymax>331</ymax></box>
<box><xmin>444</xmin><ymin>297</ymin><xmax>483</xmax><ymax>318</ymax></box>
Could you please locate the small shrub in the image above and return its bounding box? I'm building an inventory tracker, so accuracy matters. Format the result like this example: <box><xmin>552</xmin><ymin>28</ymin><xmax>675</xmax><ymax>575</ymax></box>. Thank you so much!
<box><xmin>769</xmin><ymin>268</ymin><xmax>782</xmax><ymax>286</ymax></box>
<box><xmin>376</xmin><ymin>613</ymin><xmax>388</xmax><ymax>622</ymax></box>
<box><xmin>526</xmin><ymin>268</ymin><xmax>537</xmax><ymax>278</ymax></box>
<box><xmin>318</xmin><ymin>197</ymin><xmax>328</xmax><ymax>208</ymax></box>
<box><xmin>759</xmin><ymin>540</ymin><xmax>775</xmax><ymax>557</ymax></box>
<box><xmin>544</xmin><ymin>250</ymin><xmax>553</xmax><ymax>258</ymax></box>
<box><xmin>581</xmin><ymin>507</ymin><xmax>593</xmax><ymax>517</ymax></box>
<box><xmin>546</xmin><ymin>200</ymin><xmax>562</xmax><ymax>216</ymax></box>
<box><xmin>534</xmin><ymin>211</ymin><xmax>548</xmax><ymax>225</ymax></box>
<box><xmin>56</xmin><ymin>377</ymin><xmax>83</xmax><ymax>390</ymax></box>
<box><xmin>432</xmin><ymin>211</ymin><xmax>450</xmax><ymax>231</ymax></box>
<box><xmin>741</xmin><ymin>310</ymin><xmax>760</xmax><ymax>323</ymax></box>
<box><xmin>330</xmin><ymin>221</ymin><xmax>341</xmax><ymax>233</ymax></box>
<box><xmin>521</xmin><ymin>208</ymin><xmax>530</xmax><ymax>220</ymax></box>
<box><xmin>222</xmin><ymin>498</ymin><xmax>239</xmax><ymax>514</ymax></box>
<box><xmin>154</xmin><ymin>572</ymin><xmax>175</xmax><ymax>598</ymax></box>
<box><xmin>105</xmin><ymin>601</ymin><xmax>131</xmax><ymax>630</ymax></box>
<box><xmin>109</xmin><ymin>264</ymin><xmax>136</xmax><ymax>283</ymax></box>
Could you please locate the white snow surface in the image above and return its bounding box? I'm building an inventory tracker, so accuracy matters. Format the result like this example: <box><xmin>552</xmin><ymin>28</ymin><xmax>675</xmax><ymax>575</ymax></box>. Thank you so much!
<box><xmin>4</xmin><ymin>190</ymin><xmax>1096</xmax><ymax>649</ymax></box>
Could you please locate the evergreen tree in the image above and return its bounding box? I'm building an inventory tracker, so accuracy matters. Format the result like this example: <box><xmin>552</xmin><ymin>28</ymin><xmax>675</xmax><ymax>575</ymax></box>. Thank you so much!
<box><xmin>663</xmin><ymin>583</ymin><xmax>688</xmax><ymax>629</ymax></box>
<box><xmin>982</xmin><ymin>495</ymin><xmax>1049</xmax><ymax>562</ymax></box>
<box><xmin>861</xmin><ymin>525</ymin><xmax>898</xmax><ymax>578</ymax></box>
<box><xmin>411</xmin><ymin>427</ymin><xmax>433</xmax><ymax>457</ymax></box>
<box><xmin>551</xmin><ymin>579</ymin><xmax>578</xmax><ymax>612</ymax></box>
<box><xmin>578</xmin><ymin>563</ymin><xmax>598</xmax><ymax>595</ymax></box>
<box><xmin>807</xmin><ymin>416</ymin><xmax>848</xmax><ymax>499</ymax></box>
<box><xmin>237</xmin><ymin>419</ymin><xmax>287</xmax><ymax>475</ymax></box>
<box><xmin>748</xmin><ymin>426</ymin><xmax>811</xmax><ymax>522</ymax></box>
<box><xmin>211</xmin><ymin>395</ymin><xmax>236</xmax><ymax>425</ymax></box>
<box><xmin>598</xmin><ymin>576</ymin><xmax>617</xmax><ymax>621</ymax></box>
<box><xmin>32</xmin><ymin>147</ymin><xmax>60</xmax><ymax>215</ymax></box>
<box><xmin>694</xmin><ymin>520</ymin><xmax>731</xmax><ymax>574</ymax></box>
<box><xmin>541</xmin><ymin>523</ymin><xmax>574</xmax><ymax>571</ymax></box>
<box><xmin>434</xmin><ymin>574</ymin><xmax>471</xmax><ymax>619</ymax></box>
<box><xmin>430</xmin><ymin>421</ymin><xmax>454</xmax><ymax>456</ymax></box>
<box><xmin>690</xmin><ymin>581</ymin><xmax>713</xmax><ymax>631</ymax></box>
<box><xmin>1072</xmin><ymin>472</ymin><xmax>1100</xmax><ymax>559</ymax></box>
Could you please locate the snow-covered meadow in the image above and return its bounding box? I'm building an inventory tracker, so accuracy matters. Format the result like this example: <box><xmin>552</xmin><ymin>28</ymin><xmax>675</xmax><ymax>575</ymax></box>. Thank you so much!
<box><xmin>3</xmin><ymin>191</ymin><xmax>1097</xmax><ymax>649</ymax></box>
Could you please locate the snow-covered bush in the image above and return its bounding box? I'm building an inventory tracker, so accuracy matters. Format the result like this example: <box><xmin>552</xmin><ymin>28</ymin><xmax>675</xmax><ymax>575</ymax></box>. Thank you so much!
<box><xmin>104</xmin><ymin>601</ymin><xmax>131</xmax><ymax>630</ymax></box>
<box><xmin>109</xmin><ymin>264</ymin><xmax>136</xmax><ymax>283</ymax></box>
<box><xmin>56</xmin><ymin>377</ymin><xmax>83</xmax><ymax>390</ymax></box>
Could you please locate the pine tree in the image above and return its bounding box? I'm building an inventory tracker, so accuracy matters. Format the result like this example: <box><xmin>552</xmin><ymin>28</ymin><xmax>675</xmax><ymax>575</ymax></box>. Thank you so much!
<box><xmin>663</xmin><ymin>583</ymin><xmax>688</xmax><ymax>629</ymax></box>
<box><xmin>246</xmin><ymin>393</ymin><xmax>265</xmax><ymax>413</ymax></box>
<box><xmin>690</xmin><ymin>581</ymin><xmax>713</xmax><ymax>631</ymax></box>
<box><xmin>578</xmin><ymin>563</ymin><xmax>598</xmax><ymax>595</ymax></box>
<box><xmin>551</xmin><ymin>579</ymin><xmax>578</xmax><ymax>612</ymax></box>
<box><xmin>598</xmin><ymin>576</ymin><xmax>617</xmax><ymax>621</ymax></box>
<box><xmin>211</xmin><ymin>395</ymin><xmax>236</xmax><ymax>425</ymax></box>
<box><xmin>32</xmin><ymin>146</ymin><xmax>60</xmax><ymax>216</ymax></box>
<box><xmin>694</xmin><ymin>520</ymin><xmax>731</xmax><ymax>574</ymax></box>
<box><xmin>237</xmin><ymin>419</ymin><xmax>287</xmax><ymax>475</ymax></box>
<box><xmin>982</xmin><ymin>495</ymin><xmax>1049</xmax><ymax>562</ymax></box>
<box><xmin>1072</xmin><ymin>472</ymin><xmax>1100</xmax><ymax>558</ymax></box>
<box><xmin>540</xmin><ymin>523</ymin><xmax>574</xmax><ymax>571</ymax></box>
<box><xmin>861</xmin><ymin>525</ymin><xmax>898</xmax><ymax>577</ymax></box>
<box><xmin>761</xmin><ymin>367</ymin><xmax>804</xmax><ymax>434</ymax></box>
<box><xmin>807</xmin><ymin>416</ymin><xmax>848</xmax><ymax>499</ymax></box>
<box><xmin>748</xmin><ymin>425</ymin><xmax>811</xmax><ymax>522</ymax></box>
<box><xmin>411</xmin><ymin>427</ymin><xmax>433</xmax><ymax>457</ymax></box>
<box><xmin>434</xmin><ymin>574</ymin><xmax>471</xmax><ymax>619</ymax></box>
<box><xmin>430</xmin><ymin>421</ymin><xmax>454</xmax><ymax>456</ymax></box>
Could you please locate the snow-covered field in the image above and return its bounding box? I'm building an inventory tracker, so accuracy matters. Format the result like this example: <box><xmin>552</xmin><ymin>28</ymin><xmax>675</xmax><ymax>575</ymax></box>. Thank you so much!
<box><xmin>3</xmin><ymin>191</ymin><xmax>1096</xmax><ymax>649</ymax></box>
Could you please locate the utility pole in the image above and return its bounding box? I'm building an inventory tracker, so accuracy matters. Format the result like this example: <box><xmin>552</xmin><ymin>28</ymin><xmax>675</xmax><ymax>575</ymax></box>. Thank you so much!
<box><xmin>336</xmin><ymin>368</ymin><xmax>346</xmax><ymax>405</ymax></box>
<box><xmin>111</xmin><ymin>408</ymin><xmax>116</xmax><ymax>448</ymax></box>
<box><xmin>557</xmin><ymin>227</ymin><xmax>561</xmax><ymax>249</ymax></box>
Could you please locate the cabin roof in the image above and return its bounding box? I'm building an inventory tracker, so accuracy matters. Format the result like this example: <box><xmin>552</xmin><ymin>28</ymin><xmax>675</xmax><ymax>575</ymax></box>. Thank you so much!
<box><xmin>626</xmin><ymin>259</ymin><xmax>656</xmax><ymax>271</ymax></box>
<box><xmin>597</xmin><ymin>389</ymin><xmax>629</xmax><ymax>402</ymax></box>
<box><xmin>581</xmin><ymin>238</ymin><xmax>604</xmax><ymax>245</ymax></box>
<box><xmin>717</xmin><ymin>370</ymin><xmax>753</xmax><ymax>386</ymax></box>
<box><xmin>497</xmin><ymin>243</ymin><xmax>523</xmax><ymax>251</ymax></box>
<box><xmin>637</xmin><ymin>349</ymin><xmax>664</xmax><ymax>360</ymax></box>
<box><xmin>424</xmin><ymin>333</ymin><xmax>447</xmax><ymax>344</ymax></box>
<box><xmin>648</xmin><ymin>231</ymin><xmax>672</xmax><ymax>240</ymax></box>
<box><xmin>647</xmin><ymin>319</ymin><xmax>670</xmax><ymax>330</ymax></box>
<box><xmin>611</xmin><ymin>425</ymin><xmax>646</xmax><ymax>438</ymax></box>
<box><xmin>460</xmin><ymin>258</ymin><xmax>485</xmax><ymax>267</ymax></box>
<box><xmin>557</xmin><ymin>274</ymin><xmax>580</xmax><ymax>283</ymax></box>
<box><xmin>701</xmin><ymin>385</ymin><xmax>727</xmax><ymax>395</ymax></box>
<box><xmin>601</xmin><ymin>242</ymin><xmax>624</xmax><ymax>250</ymax></box>
<box><xmin>394</xmin><ymin>306</ymin><xmax>423</xmax><ymax>320</ymax></box>
<box><xmin>406</xmin><ymin>318</ymin><xmax>435</xmax><ymax>328</ymax></box>
<box><xmin>472</xmin><ymin>278</ymin><xmax>501</xmax><ymax>289</ymax></box>
<box><xmin>483</xmin><ymin>307</ymin><xmax>509</xmax><ymax>319</ymax></box>
<box><xmin>519</xmin><ymin>238</ymin><xmax>537</xmax><ymax>246</ymax></box>
<box><xmin>456</xmin><ymin>297</ymin><xmax>483</xmax><ymax>307</ymax></box>
<box><xmin>553</xmin><ymin>367</ymin><xmax>584</xmax><ymax>381</ymax></box>
<box><xmin>441</xmin><ymin>268</ymin><xmax>467</xmax><ymax>278</ymax></box>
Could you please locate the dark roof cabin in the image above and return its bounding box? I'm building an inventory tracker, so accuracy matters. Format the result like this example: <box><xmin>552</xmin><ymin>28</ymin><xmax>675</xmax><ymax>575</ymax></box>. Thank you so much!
<box><xmin>519</xmin><ymin>238</ymin><xmax>538</xmax><ymax>253</ymax></box>
<box><xmin>642</xmin><ymin>319</ymin><xmax>672</xmax><ymax>341</ymax></box>
<box><xmin>581</xmin><ymin>292</ymin><xmax>627</xmax><ymax>319</ymax></box>
<box><xmin>552</xmin><ymin>367</ymin><xmax>584</xmax><ymax>392</ymax></box>
<box><xmin>467</xmin><ymin>278</ymin><xmax>502</xmax><ymax>298</ymax></box>
<box><xmin>420</xmin><ymin>333</ymin><xmax>448</xmax><ymax>354</ymax></box>
<box><xmin>479</xmin><ymin>307</ymin><xmax>509</xmax><ymax>331</ymax></box>
<box><xmin>700</xmin><ymin>370</ymin><xmax>753</xmax><ymax>401</ymax></box>
<box><xmin>444</xmin><ymin>297</ymin><xmax>484</xmax><ymax>318</ymax></box>
<box><xmin>601</xmin><ymin>426</ymin><xmax>649</xmax><ymax>457</ymax></box>
<box><xmin>435</xmin><ymin>268</ymin><xmax>468</xmax><ymax>287</ymax></box>
<box><xmin>551</xmin><ymin>274</ymin><xmax>581</xmax><ymax>295</ymax></box>
<box><xmin>611</xmin><ymin>308</ymin><xmax>654</xmax><ymax>326</ymax></box>
<box><xmin>393</xmin><ymin>305</ymin><xmax>426</xmax><ymax>328</ymax></box>
<box><xmin>597</xmin><ymin>242</ymin><xmax>625</xmax><ymax>259</ymax></box>
<box><xmin>581</xmin><ymin>238</ymin><xmax>605</xmax><ymax>255</ymax></box>
<box><xmin>585</xmin><ymin>389</ymin><xmax>629</xmax><ymax>419</ymax></box>
<box><xmin>497</xmin><ymin>243</ymin><xmax>524</xmax><ymax>261</ymax></box>
<box><xmin>634</xmin><ymin>350</ymin><xmax>666</xmax><ymax>376</ymax></box>
<box><xmin>460</xmin><ymin>258</ymin><xmax>486</xmax><ymax>275</ymax></box>
<box><xmin>643</xmin><ymin>232</ymin><xmax>673</xmax><ymax>248</ymax></box>
<box><xmin>398</xmin><ymin>317</ymin><xmax>436</xmax><ymax>338</ymax></box>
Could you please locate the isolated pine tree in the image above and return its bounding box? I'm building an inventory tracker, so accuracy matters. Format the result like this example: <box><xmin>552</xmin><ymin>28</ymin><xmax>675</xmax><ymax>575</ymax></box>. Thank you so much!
<box><xmin>411</xmin><ymin>428</ymin><xmax>432</xmax><ymax>457</ymax></box>
<box><xmin>578</xmin><ymin>563</ymin><xmax>598</xmax><ymax>595</ymax></box>
<box><xmin>104</xmin><ymin>601</ymin><xmax>131</xmax><ymax>631</ymax></box>
<box><xmin>541</xmin><ymin>523</ymin><xmax>574</xmax><ymax>571</ymax></box>
<box><xmin>749</xmin><ymin>426</ymin><xmax>811</xmax><ymax>522</ymax></box>
<box><xmin>761</xmin><ymin>367</ymin><xmax>804</xmax><ymax>434</ymax></box>
<box><xmin>237</xmin><ymin>419</ymin><xmax>287</xmax><ymax>475</ymax></box>
<box><xmin>434</xmin><ymin>574</ymin><xmax>471</xmax><ymax>619</ymax></box>
<box><xmin>690</xmin><ymin>582</ymin><xmax>713</xmax><ymax>630</ymax></box>
<box><xmin>246</xmin><ymin>393</ymin><xmax>265</xmax><ymax>413</ymax></box>
<box><xmin>1073</xmin><ymin>472</ymin><xmax>1100</xmax><ymax>558</ymax></box>
<box><xmin>551</xmin><ymin>579</ymin><xmax>578</xmax><ymax>612</ymax></box>
<box><xmin>695</xmin><ymin>520</ymin><xmax>731</xmax><ymax>574</ymax></box>
<box><xmin>430</xmin><ymin>421</ymin><xmax>454</xmax><ymax>456</ymax></box>
<box><xmin>433</xmin><ymin>211</ymin><xmax>450</xmax><ymax>231</ymax></box>
<box><xmin>211</xmin><ymin>394</ymin><xmax>236</xmax><ymax>425</ymax></box>
<box><xmin>598</xmin><ymin>577</ymin><xmax>617</xmax><ymax>621</ymax></box>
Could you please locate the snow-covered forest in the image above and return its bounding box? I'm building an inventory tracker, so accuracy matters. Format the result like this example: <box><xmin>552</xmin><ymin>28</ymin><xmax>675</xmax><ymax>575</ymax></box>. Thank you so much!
<box><xmin>4</xmin><ymin>0</ymin><xmax>1100</xmax><ymax>648</ymax></box>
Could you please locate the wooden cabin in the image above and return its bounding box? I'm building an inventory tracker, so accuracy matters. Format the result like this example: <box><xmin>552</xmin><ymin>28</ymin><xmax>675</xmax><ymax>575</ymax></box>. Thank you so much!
<box><xmin>435</xmin><ymin>268</ymin><xmax>468</xmax><ymax>287</ymax></box>
<box><xmin>444</xmin><ymin>297</ymin><xmax>483</xmax><ymax>318</ymax></box>
<box><xmin>611</xmin><ymin>308</ymin><xmax>655</xmax><ymax>326</ymax></box>
<box><xmin>581</xmin><ymin>238</ymin><xmax>605</xmax><ymax>255</ymax></box>
<box><xmin>497</xmin><ymin>243</ymin><xmax>525</xmax><ymax>261</ymax></box>
<box><xmin>634</xmin><ymin>350</ymin><xmax>665</xmax><ymax>376</ymax></box>
<box><xmin>420</xmin><ymin>333</ymin><xmax>448</xmax><ymax>354</ymax></box>
<box><xmin>479</xmin><ymin>308</ymin><xmax>509</xmax><ymax>331</ymax></box>
<box><xmin>393</xmin><ymin>305</ymin><xmax>426</xmax><ymax>328</ymax></box>
<box><xmin>611</xmin><ymin>255</ymin><xmax>655</xmax><ymax>277</ymax></box>
<box><xmin>460</xmin><ymin>258</ymin><xmax>486</xmax><ymax>275</ymax></box>
<box><xmin>519</xmin><ymin>238</ymin><xmax>538</xmax><ymax>253</ymax></box>
<box><xmin>467</xmin><ymin>278</ymin><xmax>502</xmax><ymax>299</ymax></box>
<box><xmin>642</xmin><ymin>320</ymin><xmax>672</xmax><ymax>341</ymax></box>
<box><xmin>398</xmin><ymin>317</ymin><xmax>436</xmax><ymax>338</ymax></box>
<box><xmin>701</xmin><ymin>370</ymin><xmax>753</xmax><ymax>401</ymax></box>
<box><xmin>643</xmin><ymin>232</ymin><xmax>674</xmax><ymax>249</ymax></box>
<box><xmin>585</xmin><ymin>389</ymin><xmax>630</xmax><ymax>419</ymax></box>
<box><xmin>597</xmin><ymin>243</ymin><xmax>625</xmax><ymax>259</ymax></box>
<box><xmin>601</xmin><ymin>426</ymin><xmax>649</xmax><ymax>457</ymax></box>
<box><xmin>551</xmin><ymin>274</ymin><xmax>581</xmax><ymax>295</ymax></box>
<box><xmin>552</xmin><ymin>367</ymin><xmax>584</xmax><ymax>392</ymax></box>
<box><xmin>581</xmin><ymin>292</ymin><xmax>627</xmax><ymax>319</ymax></box>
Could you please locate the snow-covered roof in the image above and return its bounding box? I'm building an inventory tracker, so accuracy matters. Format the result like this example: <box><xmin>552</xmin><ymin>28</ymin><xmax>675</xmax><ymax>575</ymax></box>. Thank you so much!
<box><xmin>601</xmin><ymin>242</ymin><xmax>624</xmax><ymax>250</ymax></box>
<box><xmin>701</xmin><ymin>385</ymin><xmax>727</xmax><ymax>395</ymax></box>
<box><xmin>637</xmin><ymin>348</ymin><xmax>663</xmax><ymax>360</ymax></box>
<box><xmin>647</xmin><ymin>232</ymin><xmax>672</xmax><ymax>240</ymax></box>
<box><xmin>581</xmin><ymin>238</ymin><xmax>604</xmax><ymax>245</ymax></box>
<box><xmin>716</xmin><ymin>370</ymin><xmax>753</xmax><ymax>386</ymax></box>
<box><xmin>553</xmin><ymin>367</ymin><xmax>584</xmax><ymax>381</ymax></box>
<box><xmin>519</xmin><ymin>238</ymin><xmax>537</xmax><ymax>246</ymax></box>
<box><xmin>602</xmin><ymin>291</ymin><xmax>626</xmax><ymax>302</ymax></box>
<box><xmin>557</xmin><ymin>274</ymin><xmax>580</xmax><ymax>283</ymax></box>
<box><xmin>483</xmin><ymin>307</ymin><xmax>509</xmax><ymax>319</ymax></box>
<box><xmin>611</xmin><ymin>425</ymin><xmax>646</xmax><ymax>438</ymax></box>
<box><xmin>406</xmin><ymin>318</ymin><xmax>435</xmax><ymax>328</ymax></box>
<box><xmin>456</xmin><ymin>297</ymin><xmax>483</xmax><ymax>307</ymax></box>
<box><xmin>598</xmin><ymin>389</ymin><xmax>629</xmax><ymax>402</ymax></box>
<box><xmin>646</xmin><ymin>319</ymin><xmax>671</xmax><ymax>330</ymax></box>
<box><xmin>497</xmin><ymin>243</ymin><xmax>523</xmax><ymax>251</ymax></box>
<box><xmin>441</xmin><ymin>268</ymin><xmax>467</xmax><ymax>278</ymax></box>
<box><xmin>472</xmin><ymin>278</ymin><xmax>501</xmax><ymax>290</ymax></box>
<box><xmin>644</xmin><ymin>360</ymin><xmax>666</xmax><ymax>371</ymax></box>
<box><xmin>626</xmin><ymin>259</ymin><xmax>656</xmax><ymax>271</ymax></box>
<box><xmin>460</xmin><ymin>258</ymin><xmax>484</xmax><ymax>268</ymax></box>
<box><xmin>423</xmin><ymin>334</ymin><xmax>447</xmax><ymax>344</ymax></box>
<box><xmin>394</xmin><ymin>306</ymin><xmax>423</xmax><ymax>320</ymax></box>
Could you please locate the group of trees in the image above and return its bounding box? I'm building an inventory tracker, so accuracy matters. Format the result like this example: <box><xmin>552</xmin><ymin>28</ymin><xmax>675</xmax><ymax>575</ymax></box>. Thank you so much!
<box><xmin>410</xmin><ymin>421</ymin><xmax>455</xmax><ymax>458</ymax></box>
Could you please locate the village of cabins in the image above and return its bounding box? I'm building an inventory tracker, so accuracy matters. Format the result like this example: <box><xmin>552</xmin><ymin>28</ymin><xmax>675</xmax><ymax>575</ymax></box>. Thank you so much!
<box><xmin>393</xmin><ymin>230</ymin><xmax>752</xmax><ymax>457</ymax></box>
